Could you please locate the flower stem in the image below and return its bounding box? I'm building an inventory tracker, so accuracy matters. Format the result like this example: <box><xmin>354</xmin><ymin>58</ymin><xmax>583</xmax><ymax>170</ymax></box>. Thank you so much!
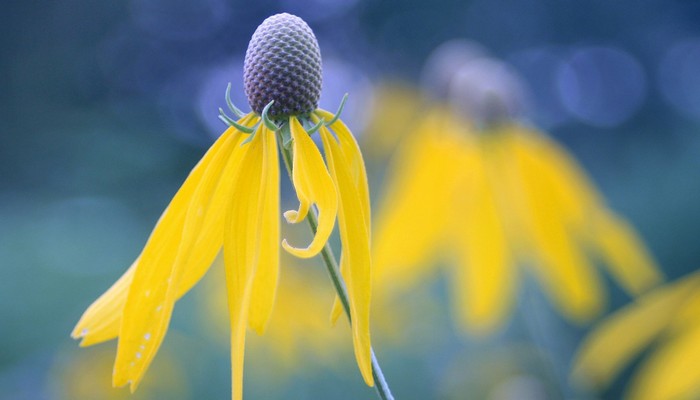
<box><xmin>277</xmin><ymin>130</ymin><xmax>395</xmax><ymax>400</ymax></box>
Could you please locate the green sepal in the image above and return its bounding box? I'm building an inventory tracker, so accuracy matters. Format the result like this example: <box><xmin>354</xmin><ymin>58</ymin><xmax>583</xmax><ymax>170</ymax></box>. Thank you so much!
<box><xmin>218</xmin><ymin>108</ymin><xmax>255</xmax><ymax>133</ymax></box>
<box><xmin>261</xmin><ymin>101</ymin><xmax>279</xmax><ymax>131</ymax></box>
<box><xmin>324</xmin><ymin>93</ymin><xmax>349</xmax><ymax>127</ymax></box>
<box><xmin>225</xmin><ymin>82</ymin><xmax>245</xmax><ymax>118</ymax></box>
<box><xmin>240</xmin><ymin>126</ymin><xmax>259</xmax><ymax>146</ymax></box>
<box><xmin>305</xmin><ymin>118</ymin><xmax>325</xmax><ymax>135</ymax></box>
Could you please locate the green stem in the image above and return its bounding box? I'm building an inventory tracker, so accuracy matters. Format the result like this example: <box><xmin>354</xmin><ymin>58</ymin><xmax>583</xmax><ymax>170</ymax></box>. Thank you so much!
<box><xmin>277</xmin><ymin>130</ymin><xmax>394</xmax><ymax>400</ymax></box>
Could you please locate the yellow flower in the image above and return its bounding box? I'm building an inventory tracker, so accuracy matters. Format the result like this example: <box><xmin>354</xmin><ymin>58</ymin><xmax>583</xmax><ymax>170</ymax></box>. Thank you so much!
<box><xmin>373</xmin><ymin>104</ymin><xmax>661</xmax><ymax>334</ymax></box>
<box><xmin>71</xmin><ymin>13</ymin><xmax>374</xmax><ymax>400</ymax></box>
<box><xmin>573</xmin><ymin>271</ymin><xmax>700</xmax><ymax>400</ymax></box>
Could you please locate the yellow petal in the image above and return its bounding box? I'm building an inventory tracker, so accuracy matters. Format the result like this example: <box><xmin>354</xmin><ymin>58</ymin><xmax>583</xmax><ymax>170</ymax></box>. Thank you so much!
<box><xmin>248</xmin><ymin>125</ymin><xmax>280</xmax><ymax>334</ymax></box>
<box><xmin>371</xmin><ymin>114</ymin><xmax>460</xmax><ymax>292</ymax></box>
<box><xmin>506</xmin><ymin>131</ymin><xmax>604</xmax><ymax>322</ymax></box>
<box><xmin>71</xmin><ymin>260</ymin><xmax>137</xmax><ymax>346</ymax></box>
<box><xmin>316</xmin><ymin>110</ymin><xmax>370</xmax><ymax>231</ymax></box>
<box><xmin>592</xmin><ymin>212</ymin><xmax>662</xmax><ymax>295</ymax></box>
<box><xmin>450</xmin><ymin>143</ymin><xmax>513</xmax><ymax>334</ymax></box>
<box><xmin>281</xmin><ymin>117</ymin><xmax>338</xmax><ymax>258</ymax></box>
<box><xmin>113</xmin><ymin>126</ymin><xmax>240</xmax><ymax>390</ymax></box>
<box><xmin>71</xmin><ymin>115</ymin><xmax>257</xmax><ymax>346</ymax></box>
<box><xmin>572</xmin><ymin>273</ymin><xmax>700</xmax><ymax>389</ymax></box>
<box><xmin>320</xmin><ymin>125</ymin><xmax>374</xmax><ymax>386</ymax></box>
<box><xmin>223</xmin><ymin>125</ymin><xmax>268</xmax><ymax>400</ymax></box>
<box><xmin>314</xmin><ymin>112</ymin><xmax>370</xmax><ymax>326</ymax></box>
<box><xmin>517</xmin><ymin>128</ymin><xmax>662</xmax><ymax>296</ymax></box>
<box><xmin>627</xmin><ymin>320</ymin><xmax>700</xmax><ymax>400</ymax></box>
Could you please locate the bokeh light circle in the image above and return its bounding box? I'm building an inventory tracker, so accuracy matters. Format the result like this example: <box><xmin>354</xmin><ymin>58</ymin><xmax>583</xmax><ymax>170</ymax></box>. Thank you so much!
<box><xmin>556</xmin><ymin>46</ymin><xmax>647</xmax><ymax>127</ymax></box>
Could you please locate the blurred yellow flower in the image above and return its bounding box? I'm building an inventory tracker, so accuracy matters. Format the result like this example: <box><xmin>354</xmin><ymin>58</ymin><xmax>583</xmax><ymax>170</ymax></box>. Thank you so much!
<box><xmin>573</xmin><ymin>271</ymin><xmax>700</xmax><ymax>400</ymax></box>
<box><xmin>373</xmin><ymin>108</ymin><xmax>662</xmax><ymax>334</ymax></box>
<box><xmin>71</xmin><ymin>13</ymin><xmax>375</xmax><ymax>400</ymax></box>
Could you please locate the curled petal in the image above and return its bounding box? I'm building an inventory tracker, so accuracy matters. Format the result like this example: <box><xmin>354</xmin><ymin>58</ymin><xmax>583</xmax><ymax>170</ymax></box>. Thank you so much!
<box><xmin>282</xmin><ymin>117</ymin><xmax>338</xmax><ymax>258</ymax></box>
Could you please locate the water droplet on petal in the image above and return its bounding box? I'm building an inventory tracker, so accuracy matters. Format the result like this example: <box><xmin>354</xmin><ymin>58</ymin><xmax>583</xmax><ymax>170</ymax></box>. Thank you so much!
<box><xmin>145</xmin><ymin>290</ymin><xmax>151</xmax><ymax>297</ymax></box>
<box><xmin>136</xmin><ymin>352</ymin><xmax>142</xmax><ymax>359</ymax></box>
<box><xmin>81</xmin><ymin>329</ymin><xmax>88</xmax><ymax>336</ymax></box>
<box><xmin>144</xmin><ymin>333</ymin><xmax>152</xmax><ymax>340</ymax></box>
<box><xmin>155</xmin><ymin>305</ymin><xmax>163</xmax><ymax>312</ymax></box>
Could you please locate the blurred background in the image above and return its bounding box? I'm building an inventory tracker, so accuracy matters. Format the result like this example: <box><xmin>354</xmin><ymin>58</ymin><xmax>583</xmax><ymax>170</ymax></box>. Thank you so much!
<box><xmin>2</xmin><ymin>0</ymin><xmax>700</xmax><ymax>399</ymax></box>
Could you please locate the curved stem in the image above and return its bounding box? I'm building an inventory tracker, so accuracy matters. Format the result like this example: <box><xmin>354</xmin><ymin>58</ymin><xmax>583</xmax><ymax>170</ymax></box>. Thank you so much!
<box><xmin>277</xmin><ymin>130</ymin><xmax>395</xmax><ymax>400</ymax></box>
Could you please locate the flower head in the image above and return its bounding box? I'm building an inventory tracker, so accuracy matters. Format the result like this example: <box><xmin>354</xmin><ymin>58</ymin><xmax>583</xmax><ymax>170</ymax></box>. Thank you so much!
<box><xmin>372</xmin><ymin>50</ymin><xmax>662</xmax><ymax>334</ymax></box>
<box><xmin>71</xmin><ymin>13</ymin><xmax>374</xmax><ymax>400</ymax></box>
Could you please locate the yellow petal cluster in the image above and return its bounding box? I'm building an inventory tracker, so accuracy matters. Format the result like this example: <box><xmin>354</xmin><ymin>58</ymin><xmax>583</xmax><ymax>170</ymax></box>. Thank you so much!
<box><xmin>71</xmin><ymin>111</ymin><xmax>374</xmax><ymax>399</ymax></box>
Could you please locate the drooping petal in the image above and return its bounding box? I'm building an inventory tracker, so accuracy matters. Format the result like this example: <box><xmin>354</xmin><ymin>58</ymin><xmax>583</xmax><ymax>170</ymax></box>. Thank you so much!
<box><xmin>71</xmin><ymin>260</ymin><xmax>137</xmax><ymax>346</ymax></box>
<box><xmin>572</xmin><ymin>274</ymin><xmax>700</xmax><ymax>388</ymax></box>
<box><xmin>316</xmin><ymin>110</ymin><xmax>370</xmax><ymax>231</ymax></box>
<box><xmin>281</xmin><ymin>117</ymin><xmax>338</xmax><ymax>258</ymax></box>
<box><xmin>113</xmin><ymin>127</ymin><xmax>240</xmax><ymax>391</ymax></box>
<box><xmin>71</xmin><ymin>116</ymin><xmax>257</xmax><ymax>346</ymax></box>
<box><xmin>320</xmin><ymin>124</ymin><xmax>374</xmax><ymax>386</ymax></box>
<box><xmin>505</xmin><ymin>131</ymin><xmax>604</xmax><ymax>322</ymax></box>
<box><xmin>223</xmin><ymin>125</ymin><xmax>268</xmax><ymax>400</ymax></box>
<box><xmin>518</xmin><ymin>128</ymin><xmax>662</xmax><ymax>295</ymax></box>
<box><xmin>450</xmin><ymin>140</ymin><xmax>514</xmax><ymax>334</ymax></box>
<box><xmin>248</xmin><ymin>125</ymin><xmax>280</xmax><ymax>334</ymax></box>
<box><xmin>314</xmin><ymin>112</ymin><xmax>370</xmax><ymax>326</ymax></box>
<box><xmin>371</xmin><ymin>112</ymin><xmax>461</xmax><ymax>292</ymax></box>
<box><xmin>592</xmin><ymin>212</ymin><xmax>662</xmax><ymax>295</ymax></box>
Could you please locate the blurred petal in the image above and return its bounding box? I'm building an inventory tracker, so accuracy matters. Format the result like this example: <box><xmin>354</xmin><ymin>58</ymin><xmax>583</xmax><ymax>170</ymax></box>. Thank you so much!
<box><xmin>282</xmin><ymin>117</ymin><xmax>338</xmax><ymax>258</ymax></box>
<box><xmin>572</xmin><ymin>274</ymin><xmax>700</xmax><ymax>388</ymax></box>
<box><xmin>248</xmin><ymin>126</ymin><xmax>280</xmax><ymax>334</ymax></box>
<box><xmin>72</xmin><ymin>116</ymin><xmax>257</xmax><ymax>346</ymax></box>
<box><xmin>506</xmin><ymin>131</ymin><xmax>604</xmax><ymax>322</ymax></box>
<box><xmin>627</xmin><ymin>321</ymin><xmax>700</xmax><ymax>400</ymax></box>
<box><xmin>224</xmin><ymin>126</ymin><xmax>267</xmax><ymax>400</ymax></box>
<box><xmin>592</xmin><ymin>212</ymin><xmax>662</xmax><ymax>295</ymax></box>
<box><xmin>114</xmin><ymin>126</ymin><xmax>240</xmax><ymax>390</ymax></box>
<box><xmin>372</xmin><ymin>112</ymin><xmax>460</xmax><ymax>291</ymax></box>
<box><xmin>450</xmin><ymin>142</ymin><xmax>513</xmax><ymax>334</ymax></box>
<box><xmin>518</xmin><ymin>128</ymin><xmax>662</xmax><ymax>295</ymax></box>
<box><xmin>320</xmin><ymin>125</ymin><xmax>373</xmax><ymax>386</ymax></box>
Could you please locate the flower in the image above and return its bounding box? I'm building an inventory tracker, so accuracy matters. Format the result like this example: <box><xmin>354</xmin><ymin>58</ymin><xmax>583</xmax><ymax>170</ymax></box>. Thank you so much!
<box><xmin>71</xmin><ymin>13</ymin><xmax>374</xmax><ymax>399</ymax></box>
<box><xmin>372</xmin><ymin>54</ymin><xmax>662</xmax><ymax>334</ymax></box>
<box><xmin>573</xmin><ymin>271</ymin><xmax>700</xmax><ymax>400</ymax></box>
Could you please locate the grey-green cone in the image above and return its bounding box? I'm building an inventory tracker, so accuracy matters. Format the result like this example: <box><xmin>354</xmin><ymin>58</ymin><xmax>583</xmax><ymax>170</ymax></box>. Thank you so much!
<box><xmin>243</xmin><ymin>13</ymin><xmax>323</xmax><ymax>119</ymax></box>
